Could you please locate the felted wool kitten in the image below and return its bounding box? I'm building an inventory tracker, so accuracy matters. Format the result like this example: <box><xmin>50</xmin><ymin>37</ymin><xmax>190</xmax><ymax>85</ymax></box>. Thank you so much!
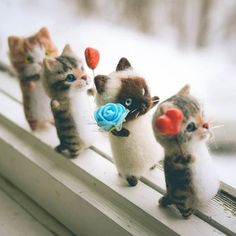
<box><xmin>152</xmin><ymin>85</ymin><xmax>219</xmax><ymax>218</ymax></box>
<box><xmin>8</xmin><ymin>27</ymin><xmax>58</xmax><ymax>131</ymax></box>
<box><xmin>94</xmin><ymin>58</ymin><xmax>164</xmax><ymax>186</ymax></box>
<box><xmin>43</xmin><ymin>44</ymin><xmax>95</xmax><ymax>158</ymax></box>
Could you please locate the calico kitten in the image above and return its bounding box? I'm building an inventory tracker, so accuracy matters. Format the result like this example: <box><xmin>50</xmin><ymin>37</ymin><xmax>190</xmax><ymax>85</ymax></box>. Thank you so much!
<box><xmin>94</xmin><ymin>58</ymin><xmax>164</xmax><ymax>186</ymax></box>
<box><xmin>152</xmin><ymin>85</ymin><xmax>219</xmax><ymax>218</ymax></box>
<box><xmin>43</xmin><ymin>44</ymin><xmax>95</xmax><ymax>158</ymax></box>
<box><xmin>8</xmin><ymin>27</ymin><xmax>58</xmax><ymax>131</ymax></box>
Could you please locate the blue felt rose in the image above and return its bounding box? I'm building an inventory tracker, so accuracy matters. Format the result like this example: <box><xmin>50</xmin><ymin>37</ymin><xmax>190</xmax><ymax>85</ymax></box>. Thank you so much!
<box><xmin>94</xmin><ymin>103</ymin><xmax>129</xmax><ymax>131</ymax></box>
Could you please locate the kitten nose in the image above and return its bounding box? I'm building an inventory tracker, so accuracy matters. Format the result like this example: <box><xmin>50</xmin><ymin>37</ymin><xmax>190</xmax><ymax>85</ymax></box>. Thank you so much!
<box><xmin>38</xmin><ymin>61</ymin><xmax>43</xmax><ymax>66</ymax></box>
<box><xmin>203</xmin><ymin>123</ymin><xmax>209</xmax><ymax>129</ymax></box>
<box><xmin>81</xmin><ymin>75</ymin><xmax>87</xmax><ymax>81</ymax></box>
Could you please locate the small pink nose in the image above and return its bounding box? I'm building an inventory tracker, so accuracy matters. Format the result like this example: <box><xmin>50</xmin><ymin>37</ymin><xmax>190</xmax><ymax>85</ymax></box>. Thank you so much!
<box><xmin>38</xmin><ymin>61</ymin><xmax>43</xmax><ymax>66</ymax></box>
<box><xmin>81</xmin><ymin>75</ymin><xmax>87</xmax><ymax>81</ymax></box>
<box><xmin>203</xmin><ymin>123</ymin><xmax>209</xmax><ymax>129</ymax></box>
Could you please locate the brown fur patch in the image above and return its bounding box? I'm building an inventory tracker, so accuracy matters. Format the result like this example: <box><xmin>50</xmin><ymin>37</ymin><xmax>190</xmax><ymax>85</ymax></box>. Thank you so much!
<box><xmin>116</xmin><ymin>77</ymin><xmax>155</xmax><ymax>121</ymax></box>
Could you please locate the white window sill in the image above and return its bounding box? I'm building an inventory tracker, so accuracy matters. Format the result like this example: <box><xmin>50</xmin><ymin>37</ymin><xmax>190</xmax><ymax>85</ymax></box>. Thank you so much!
<box><xmin>0</xmin><ymin>73</ymin><xmax>235</xmax><ymax>236</ymax></box>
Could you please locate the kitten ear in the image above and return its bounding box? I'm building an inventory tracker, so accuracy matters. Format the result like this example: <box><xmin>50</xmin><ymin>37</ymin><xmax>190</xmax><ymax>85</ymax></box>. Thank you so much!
<box><xmin>37</xmin><ymin>27</ymin><xmax>51</xmax><ymax>39</ymax></box>
<box><xmin>177</xmin><ymin>84</ymin><xmax>190</xmax><ymax>96</ymax></box>
<box><xmin>62</xmin><ymin>44</ymin><xmax>73</xmax><ymax>56</ymax></box>
<box><xmin>8</xmin><ymin>36</ymin><xmax>22</xmax><ymax>52</ymax></box>
<box><xmin>43</xmin><ymin>58</ymin><xmax>57</xmax><ymax>71</ymax></box>
<box><xmin>116</xmin><ymin>57</ymin><xmax>132</xmax><ymax>71</ymax></box>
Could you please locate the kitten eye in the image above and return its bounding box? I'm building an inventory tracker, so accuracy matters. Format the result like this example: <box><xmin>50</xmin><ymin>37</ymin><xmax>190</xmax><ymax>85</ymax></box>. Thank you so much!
<box><xmin>186</xmin><ymin>122</ymin><xmax>197</xmax><ymax>132</ymax></box>
<box><xmin>45</xmin><ymin>50</ymin><xmax>50</xmax><ymax>57</ymax></box>
<box><xmin>66</xmin><ymin>74</ymin><xmax>76</xmax><ymax>82</ymax></box>
<box><xmin>57</xmin><ymin>70</ymin><xmax>63</xmax><ymax>74</ymax></box>
<box><xmin>25</xmin><ymin>56</ymin><xmax>34</xmax><ymax>64</ymax></box>
<box><xmin>125</xmin><ymin>98</ymin><xmax>132</xmax><ymax>106</ymax></box>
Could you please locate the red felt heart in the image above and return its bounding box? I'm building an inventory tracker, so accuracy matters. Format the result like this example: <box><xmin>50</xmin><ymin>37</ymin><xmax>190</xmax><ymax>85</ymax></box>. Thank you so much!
<box><xmin>155</xmin><ymin>108</ymin><xmax>183</xmax><ymax>136</ymax></box>
<box><xmin>85</xmin><ymin>47</ymin><xmax>100</xmax><ymax>70</ymax></box>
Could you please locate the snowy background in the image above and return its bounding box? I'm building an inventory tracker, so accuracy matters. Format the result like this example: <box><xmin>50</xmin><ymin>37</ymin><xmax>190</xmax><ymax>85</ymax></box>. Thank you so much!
<box><xmin>0</xmin><ymin>0</ymin><xmax>235</xmax><ymax>187</ymax></box>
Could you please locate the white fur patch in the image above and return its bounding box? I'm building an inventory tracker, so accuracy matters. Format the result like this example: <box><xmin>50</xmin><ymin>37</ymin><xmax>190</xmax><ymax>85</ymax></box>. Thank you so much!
<box><xmin>109</xmin><ymin>114</ymin><xmax>164</xmax><ymax>178</ymax></box>
<box><xmin>95</xmin><ymin>69</ymin><xmax>140</xmax><ymax>106</ymax></box>
<box><xmin>187</xmin><ymin>141</ymin><xmax>219</xmax><ymax>206</ymax></box>
<box><xmin>24</xmin><ymin>45</ymin><xmax>45</xmax><ymax>77</ymax></box>
<box><xmin>69</xmin><ymin>84</ymin><xmax>98</xmax><ymax>148</ymax></box>
<box><xmin>29</xmin><ymin>80</ymin><xmax>53</xmax><ymax>121</ymax></box>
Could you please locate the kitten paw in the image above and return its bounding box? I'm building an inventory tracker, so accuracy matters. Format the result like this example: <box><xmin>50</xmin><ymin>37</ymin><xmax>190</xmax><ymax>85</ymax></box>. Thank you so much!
<box><xmin>111</xmin><ymin>128</ymin><xmax>130</xmax><ymax>137</ymax></box>
<box><xmin>51</xmin><ymin>100</ymin><xmax>60</xmax><ymax>110</ymax></box>
<box><xmin>159</xmin><ymin>196</ymin><xmax>171</xmax><ymax>207</ymax></box>
<box><xmin>55</xmin><ymin>144</ymin><xmax>67</xmax><ymax>153</ymax></box>
<box><xmin>87</xmin><ymin>88</ymin><xmax>96</xmax><ymax>96</ymax></box>
<box><xmin>28</xmin><ymin>120</ymin><xmax>38</xmax><ymax>131</ymax></box>
<box><xmin>126</xmin><ymin>175</ymin><xmax>138</xmax><ymax>187</ymax></box>
<box><xmin>178</xmin><ymin>208</ymin><xmax>194</xmax><ymax>219</ymax></box>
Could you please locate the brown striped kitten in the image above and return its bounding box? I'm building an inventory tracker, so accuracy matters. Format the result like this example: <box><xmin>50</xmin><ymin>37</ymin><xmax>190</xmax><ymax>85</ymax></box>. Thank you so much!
<box><xmin>43</xmin><ymin>44</ymin><xmax>95</xmax><ymax>158</ymax></box>
<box><xmin>8</xmin><ymin>27</ymin><xmax>58</xmax><ymax>130</ymax></box>
<box><xmin>152</xmin><ymin>85</ymin><xmax>219</xmax><ymax>218</ymax></box>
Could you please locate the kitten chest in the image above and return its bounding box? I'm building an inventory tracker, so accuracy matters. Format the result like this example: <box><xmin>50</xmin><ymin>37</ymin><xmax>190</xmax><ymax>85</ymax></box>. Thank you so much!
<box><xmin>23</xmin><ymin>80</ymin><xmax>52</xmax><ymax>121</ymax></box>
<box><xmin>69</xmin><ymin>89</ymin><xmax>96</xmax><ymax>147</ymax></box>
<box><xmin>109</xmin><ymin>115</ymin><xmax>164</xmax><ymax>176</ymax></box>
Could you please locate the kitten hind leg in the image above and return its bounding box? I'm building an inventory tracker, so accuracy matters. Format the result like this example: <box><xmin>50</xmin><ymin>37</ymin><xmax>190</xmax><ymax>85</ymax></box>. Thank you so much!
<box><xmin>126</xmin><ymin>175</ymin><xmax>138</xmax><ymax>187</ymax></box>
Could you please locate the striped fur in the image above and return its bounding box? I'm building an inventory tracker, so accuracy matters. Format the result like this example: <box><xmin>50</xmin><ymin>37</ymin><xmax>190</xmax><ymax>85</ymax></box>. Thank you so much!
<box><xmin>51</xmin><ymin>99</ymin><xmax>82</xmax><ymax>157</ymax></box>
<box><xmin>43</xmin><ymin>44</ymin><xmax>95</xmax><ymax>158</ymax></box>
<box><xmin>153</xmin><ymin>85</ymin><xmax>219</xmax><ymax>218</ymax></box>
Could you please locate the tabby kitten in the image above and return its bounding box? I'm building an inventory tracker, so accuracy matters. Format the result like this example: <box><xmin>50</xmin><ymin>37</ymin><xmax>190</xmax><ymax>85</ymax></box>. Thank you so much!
<box><xmin>43</xmin><ymin>44</ymin><xmax>95</xmax><ymax>158</ymax></box>
<box><xmin>8</xmin><ymin>27</ymin><xmax>58</xmax><ymax>130</ymax></box>
<box><xmin>95</xmin><ymin>58</ymin><xmax>164</xmax><ymax>186</ymax></box>
<box><xmin>152</xmin><ymin>85</ymin><xmax>219</xmax><ymax>218</ymax></box>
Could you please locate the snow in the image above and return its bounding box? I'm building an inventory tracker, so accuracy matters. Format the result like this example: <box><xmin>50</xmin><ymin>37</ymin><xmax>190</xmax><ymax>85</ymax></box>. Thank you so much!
<box><xmin>0</xmin><ymin>0</ymin><xmax>235</xmax><ymax>188</ymax></box>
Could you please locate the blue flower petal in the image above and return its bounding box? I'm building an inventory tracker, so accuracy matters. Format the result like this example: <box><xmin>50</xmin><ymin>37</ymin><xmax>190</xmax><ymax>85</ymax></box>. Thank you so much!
<box><xmin>94</xmin><ymin>103</ymin><xmax>129</xmax><ymax>132</ymax></box>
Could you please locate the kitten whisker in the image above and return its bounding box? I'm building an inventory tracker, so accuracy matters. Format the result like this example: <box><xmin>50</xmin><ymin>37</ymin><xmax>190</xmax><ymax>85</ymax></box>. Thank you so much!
<box><xmin>211</xmin><ymin>124</ymin><xmax>224</xmax><ymax>129</ymax></box>
<box><xmin>135</xmin><ymin>112</ymin><xmax>140</xmax><ymax>118</ymax></box>
<box><xmin>130</xmin><ymin>108</ymin><xmax>138</xmax><ymax>114</ymax></box>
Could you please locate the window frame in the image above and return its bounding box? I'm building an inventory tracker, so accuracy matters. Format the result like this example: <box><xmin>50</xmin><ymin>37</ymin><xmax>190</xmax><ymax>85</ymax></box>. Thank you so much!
<box><xmin>0</xmin><ymin>73</ymin><xmax>235</xmax><ymax>235</ymax></box>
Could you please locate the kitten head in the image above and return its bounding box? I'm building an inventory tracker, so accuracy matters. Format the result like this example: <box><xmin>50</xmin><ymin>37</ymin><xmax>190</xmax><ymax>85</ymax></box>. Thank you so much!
<box><xmin>43</xmin><ymin>44</ymin><xmax>88</xmax><ymax>99</ymax></box>
<box><xmin>94</xmin><ymin>57</ymin><xmax>159</xmax><ymax>122</ymax></box>
<box><xmin>8</xmin><ymin>27</ymin><xmax>58</xmax><ymax>79</ymax></box>
<box><xmin>152</xmin><ymin>85</ymin><xmax>210</xmax><ymax>150</ymax></box>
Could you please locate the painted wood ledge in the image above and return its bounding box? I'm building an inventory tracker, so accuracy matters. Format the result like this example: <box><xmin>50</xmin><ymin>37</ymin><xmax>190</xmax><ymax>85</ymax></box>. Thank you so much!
<box><xmin>0</xmin><ymin>72</ymin><xmax>235</xmax><ymax>235</ymax></box>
